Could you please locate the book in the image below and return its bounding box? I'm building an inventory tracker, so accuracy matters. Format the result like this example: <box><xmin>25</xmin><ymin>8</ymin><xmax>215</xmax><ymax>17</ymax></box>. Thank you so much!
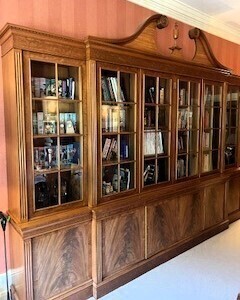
<box><xmin>159</xmin><ymin>87</ymin><xmax>164</xmax><ymax>104</ymax></box>
<box><xmin>101</xmin><ymin>77</ymin><xmax>111</xmax><ymax>101</ymax></box>
<box><xmin>120</xmin><ymin>136</ymin><xmax>129</xmax><ymax>159</ymax></box>
<box><xmin>102</xmin><ymin>138</ymin><xmax>112</xmax><ymax>159</ymax></box>
<box><xmin>37</xmin><ymin>112</ymin><xmax>44</xmax><ymax>134</ymax></box>
<box><xmin>144</xmin><ymin>130</ymin><xmax>155</xmax><ymax>156</ymax></box>
<box><xmin>177</xmin><ymin>158</ymin><xmax>185</xmax><ymax>178</ymax></box>
<box><xmin>120</xmin><ymin>168</ymin><xmax>130</xmax><ymax>191</ymax></box>
<box><xmin>119</xmin><ymin>108</ymin><xmax>126</xmax><ymax>131</ymax></box>
<box><xmin>106</xmin><ymin>138</ymin><xmax>117</xmax><ymax>160</ymax></box>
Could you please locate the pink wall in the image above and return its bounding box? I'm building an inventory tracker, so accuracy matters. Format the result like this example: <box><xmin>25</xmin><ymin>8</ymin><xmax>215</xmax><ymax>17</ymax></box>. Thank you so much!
<box><xmin>0</xmin><ymin>0</ymin><xmax>240</xmax><ymax>274</ymax></box>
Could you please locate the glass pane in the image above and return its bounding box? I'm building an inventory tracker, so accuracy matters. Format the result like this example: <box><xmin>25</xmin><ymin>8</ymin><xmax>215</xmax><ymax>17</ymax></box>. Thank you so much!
<box><xmin>225</xmin><ymin>146</ymin><xmax>236</xmax><ymax>165</ymax></box>
<box><xmin>190</xmin><ymin>82</ymin><xmax>199</xmax><ymax>106</ymax></box>
<box><xmin>178</xmin><ymin>109</ymin><xmax>188</xmax><ymax>129</ymax></box>
<box><xmin>191</xmin><ymin>106</ymin><xmax>199</xmax><ymax>129</ymax></box>
<box><xmin>60</xmin><ymin>137</ymin><xmax>81</xmax><ymax>168</ymax></box>
<box><xmin>60</xmin><ymin>170</ymin><xmax>82</xmax><ymax>203</ymax></box>
<box><xmin>203</xmin><ymin>130</ymin><xmax>211</xmax><ymax>149</ymax></box>
<box><xmin>120</xmin><ymin>134</ymin><xmax>134</xmax><ymax>161</ymax></box>
<box><xmin>120</xmin><ymin>72</ymin><xmax>135</xmax><ymax>102</ymax></box>
<box><xmin>212</xmin><ymin>150</ymin><xmax>219</xmax><ymax>169</ymax></box>
<box><xmin>214</xmin><ymin>86</ymin><xmax>222</xmax><ymax>106</ymax></box>
<box><xmin>59</xmin><ymin>102</ymin><xmax>79</xmax><ymax>134</ymax></box>
<box><xmin>179</xmin><ymin>81</ymin><xmax>188</xmax><ymax>106</ymax></box>
<box><xmin>212</xmin><ymin>129</ymin><xmax>220</xmax><ymax>149</ymax></box>
<box><xmin>34</xmin><ymin>137</ymin><xmax>58</xmax><ymax>170</ymax></box>
<box><xmin>144</xmin><ymin>106</ymin><xmax>156</xmax><ymax>129</ymax></box>
<box><xmin>205</xmin><ymin>85</ymin><xmax>212</xmax><ymax>105</ymax></box>
<box><xmin>102</xmin><ymin>165</ymin><xmax>118</xmax><ymax>195</ymax></box>
<box><xmin>145</xmin><ymin>76</ymin><xmax>157</xmax><ymax>104</ymax></box>
<box><xmin>178</xmin><ymin>132</ymin><xmax>187</xmax><ymax>153</ymax></box>
<box><xmin>177</xmin><ymin>156</ymin><xmax>186</xmax><ymax>178</ymax></box>
<box><xmin>160</xmin><ymin>131</ymin><xmax>168</xmax><ymax>155</ymax></box>
<box><xmin>144</xmin><ymin>130</ymin><xmax>156</xmax><ymax>156</ymax></box>
<box><xmin>102</xmin><ymin>135</ymin><xmax>118</xmax><ymax>162</ymax></box>
<box><xmin>35</xmin><ymin>173</ymin><xmax>58</xmax><ymax>209</ymax></box>
<box><xmin>157</xmin><ymin>158</ymin><xmax>169</xmax><ymax>182</ymax></box>
<box><xmin>32</xmin><ymin>100</ymin><xmax>57</xmax><ymax>135</ymax></box>
<box><xmin>119</xmin><ymin>104</ymin><xmax>135</xmax><ymax>132</ymax></box>
<box><xmin>120</xmin><ymin>162</ymin><xmax>134</xmax><ymax>191</ymax></box>
<box><xmin>189</xmin><ymin>130</ymin><xmax>198</xmax><ymax>152</ymax></box>
<box><xmin>58</xmin><ymin>65</ymin><xmax>79</xmax><ymax>100</ymax></box>
<box><xmin>122</xmin><ymin>104</ymin><xmax>135</xmax><ymax>132</ymax></box>
<box><xmin>31</xmin><ymin>61</ymin><xmax>56</xmax><ymax>98</ymax></box>
<box><xmin>213</xmin><ymin>108</ymin><xmax>220</xmax><ymax>128</ymax></box>
<box><xmin>230</xmin><ymin>109</ymin><xmax>237</xmax><ymax>127</ymax></box>
<box><xmin>158</xmin><ymin>106</ymin><xmax>169</xmax><ymax>130</ymax></box>
<box><xmin>101</xmin><ymin>70</ymin><xmax>118</xmax><ymax>102</ymax></box>
<box><xmin>144</xmin><ymin>159</ymin><xmax>156</xmax><ymax>186</ymax></box>
<box><xmin>226</xmin><ymin>128</ymin><xmax>237</xmax><ymax>145</ymax></box>
<box><xmin>159</xmin><ymin>78</ymin><xmax>171</xmax><ymax>105</ymax></box>
<box><xmin>189</xmin><ymin>153</ymin><xmax>198</xmax><ymax>176</ymax></box>
<box><xmin>202</xmin><ymin>152</ymin><xmax>213</xmax><ymax>172</ymax></box>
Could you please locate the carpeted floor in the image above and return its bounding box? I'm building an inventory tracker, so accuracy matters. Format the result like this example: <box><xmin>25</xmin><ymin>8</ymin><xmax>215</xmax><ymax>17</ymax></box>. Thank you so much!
<box><xmin>89</xmin><ymin>220</ymin><xmax>240</xmax><ymax>300</ymax></box>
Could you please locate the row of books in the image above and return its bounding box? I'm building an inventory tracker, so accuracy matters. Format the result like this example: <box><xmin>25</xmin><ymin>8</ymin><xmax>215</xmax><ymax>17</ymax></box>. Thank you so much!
<box><xmin>144</xmin><ymin>130</ymin><xmax>164</xmax><ymax>156</ymax></box>
<box><xmin>178</xmin><ymin>109</ymin><xmax>193</xmax><ymax>129</ymax></box>
<box><xmin>145</xmin><ymin>86</ymin><xmax>165</xmax><ymax>104</ymax></box>
<box><xmin>31</xmin><ymin>77</ymin><xmax>75</xmax><ymax>99</ymax></box>
<box><xmin>102</xmin><ymin>105</ymin><xmax>127</xmax><ymax>132</ymax></box>
<box><xmin>177</xmin><ymin>158</ymin><xmax>185</xmax><ymax>178</ymax></box>
<box><xmin>102</xmin><ymin>137</ymin><xmax>129</xmax><ymax>160</ymax></box>
<box><xmin>33</xmin><ymin>112</ymin><xmax>77</xmax><ymax>135</ymax></box>
<box><xmin>101</xmin><ymin>76</ymin><xmax>126</xmax><ymax>102</ymax></box>
<box><xmin>179</xmin><ymin>88</ymin><xmax>188</xmax><ymax>106</ymax></box>
<box><xmin>102</xmin><ymin>167</ymin><xmax>131</xmax><ymax>195</ymax></box>
<box><xmin>34</xmin><ymin>142</ymin><xmax>80</xmax><ymax>170</ymax></box>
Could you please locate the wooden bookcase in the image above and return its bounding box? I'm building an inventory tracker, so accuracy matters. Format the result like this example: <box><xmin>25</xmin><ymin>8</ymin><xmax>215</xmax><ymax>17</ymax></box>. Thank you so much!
<box><xmin>1</xmin><ymin>14</ymin><xmax>240</xmax><ymax>300</ymax></box>
<box><xmin>0</xmin><ymin>25</ymin><xmax>92</xmax><ymax>300</ymax></box>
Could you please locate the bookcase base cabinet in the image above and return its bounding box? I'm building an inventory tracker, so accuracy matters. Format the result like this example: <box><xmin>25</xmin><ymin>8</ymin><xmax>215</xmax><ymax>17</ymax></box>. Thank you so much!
<box><xmin>92</xmin><ymin>180</ymin><xmax>228</xmax><ymax>299</ymax></box>
<box><xmin>9</xmin><ymin>219</ymin><xmax>92</xmax><ymax>300</ymax></box>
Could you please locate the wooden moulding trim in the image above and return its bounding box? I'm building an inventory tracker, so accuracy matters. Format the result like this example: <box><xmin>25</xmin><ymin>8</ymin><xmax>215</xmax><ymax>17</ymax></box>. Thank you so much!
<box><xmin>228</xmin><ymin>210</ymin><xmax>240</xmax><ymax>223</ymax></box>
<box><xmin>92</xmin><ymin>174</ymin><xmax>229</xmax><ymax>220</ymax></box>
<box><xmin>9</xmin><ymin>207</ymin><xmax>92</xmax><ymax>239</ymax></box>
<box><xmin>14</xmin><ymin>50</ymin><xmax>28</xmax><ymax>222</ymax></box>
<box><xmin>93</xmin><ymin>220</ymin><xmax>229</xmax><ymax>299</ymax></box>
<box><xmin>87</xmin><ymin>14</ymin><xmax>168</xmax><ymax>52</ymax></box>
<box><xmin>0</xmin><ymin>23</ymin><xmax>85</xmax><ymax>59</ymax></box>
<box><xmin>189</xmin><ymin>27</ymin><xmax>231</xmax><ymax>73</ymax></box>
<box><xmin>49</xmin><ymin>280</ymin><xmax>93</xmax><ymax>300</ymax></box>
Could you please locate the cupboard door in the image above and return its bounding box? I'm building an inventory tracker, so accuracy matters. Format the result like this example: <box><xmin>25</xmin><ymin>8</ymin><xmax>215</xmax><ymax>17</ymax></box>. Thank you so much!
<box><xmin>100</xmin><ymin>66</ymin><xmax>137</xmax><ymax>200</ymax></box>
<box><xmin>176</xmin><ymin>79</ymin><xmax>200</xmax><ymax>179</ymax></box>
<box><xmin>224</xmin><ymin>85</ymin><xmax>239</xmax><ymax>168</ymax></box>
<box><xmin>143</xmin><ymin>73</ymin><xmax>172</xmax><ymax>186</ymax></box>
<box><xmin>202</xmin><ymin>82</ymin><xmax>223</xmax><ymax>173</ymax></box>
<box><xmin>27</xmin><ymin>56</ymin><xmax>84</xmax><ymax>215</ymax></box>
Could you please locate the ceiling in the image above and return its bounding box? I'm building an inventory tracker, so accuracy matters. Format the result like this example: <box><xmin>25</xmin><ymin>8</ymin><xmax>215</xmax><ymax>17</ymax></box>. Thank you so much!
<box><xmin>127</xmin><ymin>0</ymin><xmax>240</xmax><ymax>45</ymax></box>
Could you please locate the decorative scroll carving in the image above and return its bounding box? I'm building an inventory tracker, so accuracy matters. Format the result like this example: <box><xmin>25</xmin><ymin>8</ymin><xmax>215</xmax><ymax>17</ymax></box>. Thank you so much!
<box><xmin>189</xmin><ymin>27</ymin><xmax>231</xmax><ymax>73</ymax></box>
<box><xmin>88</xmin><ymin>14</ymin><xmax>169</xmax><ymax>53</ymax></box>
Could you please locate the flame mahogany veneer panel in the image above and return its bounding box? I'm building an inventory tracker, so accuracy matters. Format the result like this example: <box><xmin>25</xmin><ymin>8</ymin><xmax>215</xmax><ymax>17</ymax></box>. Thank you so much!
<box><xmin>147</xmin><ymin>192</ymin><xmax>204</xmax><ymax>258</ymax></box>
<box><xmin>228</xmin><ymin>177</ymin><xmax>240</xmax><ymax>214</ymax></box>
<box><xmin>32</xmin><ymin>223</ymin><xmax>91</xmax><ymax>299</ymax></box>
<box><xmin>204</xmin><ymin>183</ymin><xmax>225</xmax><ymax>229</ymax></box>
<box><xmin>101</xmin><ymin>208</ymin><xmax>145</xmax><ymax>278</ymax></box>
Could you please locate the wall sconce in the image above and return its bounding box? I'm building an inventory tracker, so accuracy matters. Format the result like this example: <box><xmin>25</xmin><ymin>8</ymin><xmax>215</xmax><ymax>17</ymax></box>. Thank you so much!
<box><xmin>169</xmin><ymin>22</ymin><xmax>182</xmax><ymax>54</ymax></box>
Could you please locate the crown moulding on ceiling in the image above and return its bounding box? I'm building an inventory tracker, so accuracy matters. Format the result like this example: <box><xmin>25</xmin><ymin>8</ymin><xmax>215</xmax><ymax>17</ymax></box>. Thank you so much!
<box><xmin>127</xmin><ymin>0</ymin><xmax>240</xmax><ymax>45</ymax></box>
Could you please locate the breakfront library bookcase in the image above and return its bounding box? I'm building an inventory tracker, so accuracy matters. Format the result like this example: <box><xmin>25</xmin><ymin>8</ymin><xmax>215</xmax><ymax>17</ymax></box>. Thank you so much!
<box><xmin>1</xmin><ymin>14</ymin><xmax>240</xmax><ymax>300</ymax></box>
